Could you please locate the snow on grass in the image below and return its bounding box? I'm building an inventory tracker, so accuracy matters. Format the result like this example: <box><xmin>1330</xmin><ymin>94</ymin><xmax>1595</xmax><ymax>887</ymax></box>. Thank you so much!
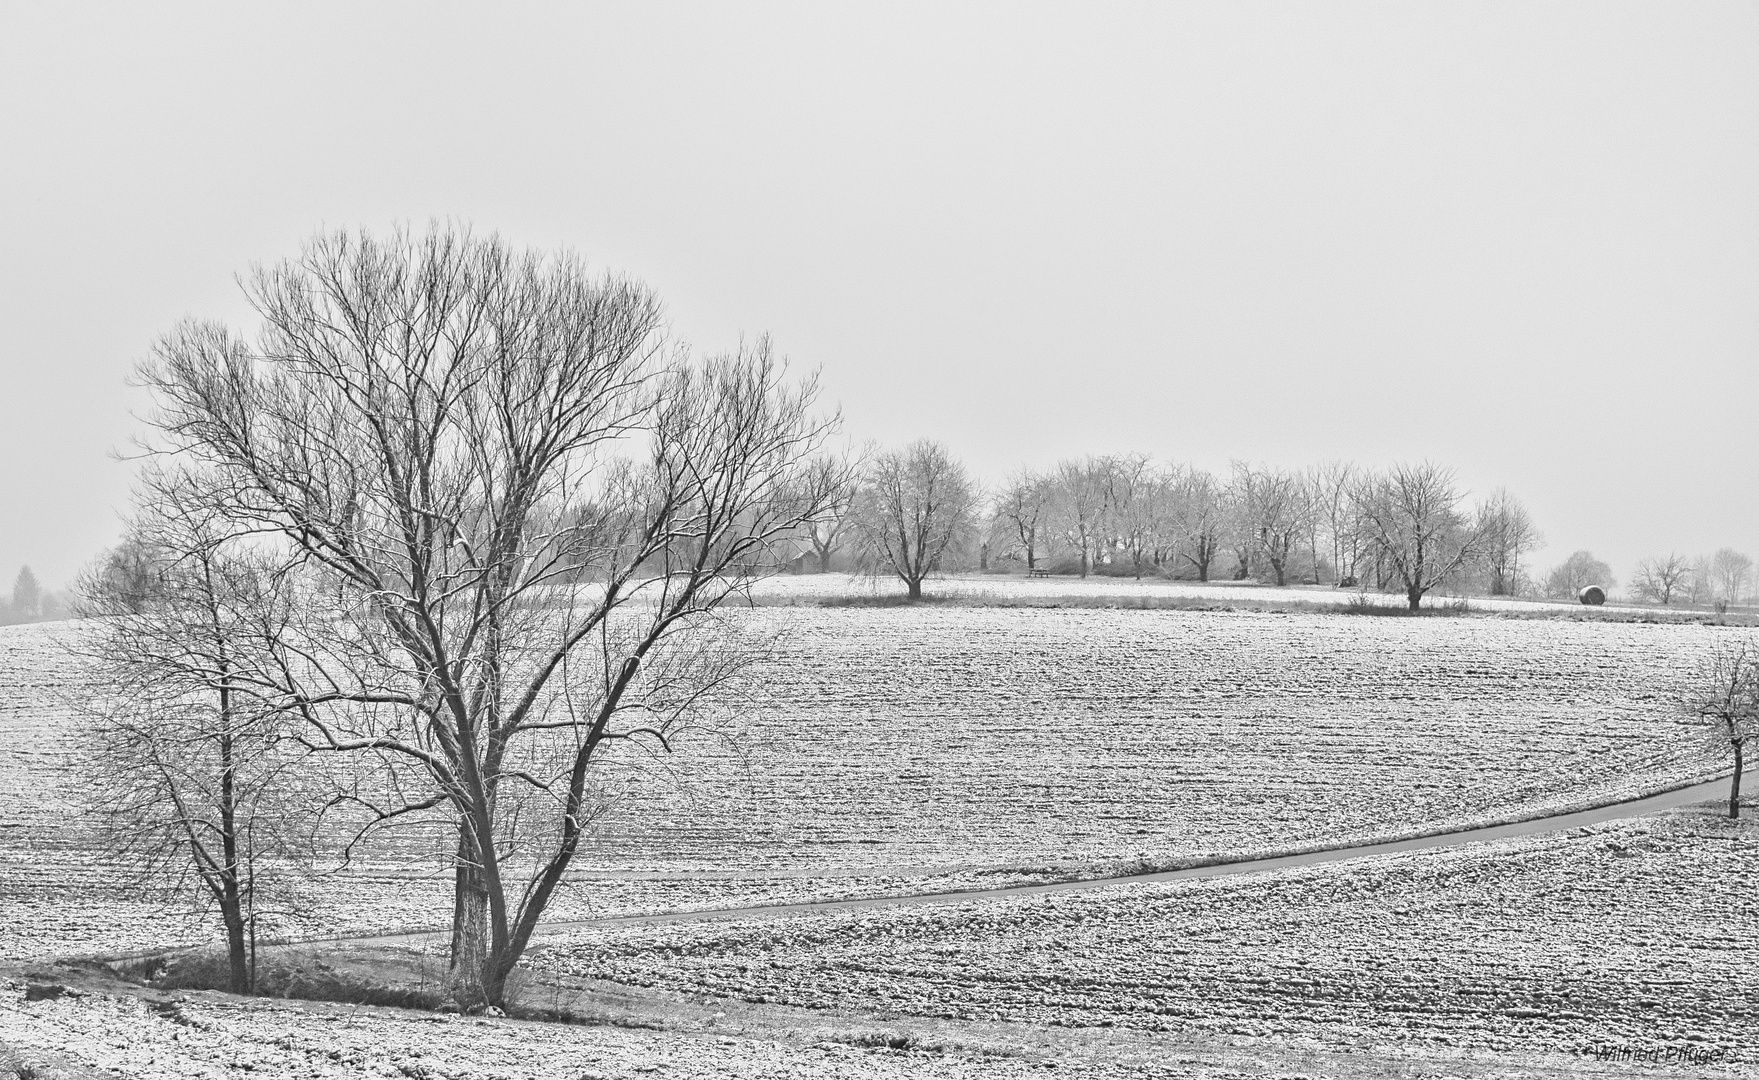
<box><xmin>532</xmin><ymin>806</ymin><xmax>1759</xmax><ymax>1063</ymax></box>
<box><xmin>0</xmin><ymin>981</ymin><xmax>1063</xmax><ymax>1080</ymax></box>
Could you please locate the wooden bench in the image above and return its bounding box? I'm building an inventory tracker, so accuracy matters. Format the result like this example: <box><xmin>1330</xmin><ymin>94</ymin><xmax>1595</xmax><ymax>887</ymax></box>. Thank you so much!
<box><xmin>1028</xmin><ymin>567</ymin><xmax>1053</xmax><ymax>579</ymax></box>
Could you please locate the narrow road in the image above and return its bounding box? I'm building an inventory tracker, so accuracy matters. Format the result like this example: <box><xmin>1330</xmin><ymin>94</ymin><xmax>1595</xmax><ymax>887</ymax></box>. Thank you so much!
<box><xmin>347</xmin><ymin>774</ymin><xmax>1731</xmax><ymax>947</ymax></box>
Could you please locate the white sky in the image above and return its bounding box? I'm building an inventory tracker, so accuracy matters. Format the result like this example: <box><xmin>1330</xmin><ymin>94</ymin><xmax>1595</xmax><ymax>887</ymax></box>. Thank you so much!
<box><xmin>2</xmin><ymin>2</ymin><xmax>1755</xmax><ymax>589</ymax></box>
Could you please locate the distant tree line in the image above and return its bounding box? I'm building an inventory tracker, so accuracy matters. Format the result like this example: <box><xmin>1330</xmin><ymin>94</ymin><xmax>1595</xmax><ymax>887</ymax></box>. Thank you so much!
<box><xmin>803</xmin><ymin>445</ymin><xmax>1544</xmax><ymax>610</ymax></box>
<box><xmin>1532</xmin><ymin>548</ymin><xmax>1755</xmax><ymax>608</ymax></box>
<box><xmin>796</xmin><ymin>444</ymin><xmax>1759</xmax><ymax>611</ymax></box>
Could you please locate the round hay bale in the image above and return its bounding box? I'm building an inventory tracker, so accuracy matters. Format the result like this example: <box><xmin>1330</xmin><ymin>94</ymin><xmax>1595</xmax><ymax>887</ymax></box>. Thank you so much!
<box><xmin>1578</xmin><ymin>585</ymin><xmax>1606</xmax><ymax>606</ymax></box>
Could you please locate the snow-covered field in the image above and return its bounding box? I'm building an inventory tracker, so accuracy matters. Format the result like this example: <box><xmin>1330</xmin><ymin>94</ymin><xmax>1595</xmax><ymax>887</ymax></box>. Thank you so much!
<box><xmin>1</xmin><ymin>606</ymin><xmax>1750</xmax><ymax>1077</ymax></box>
<box><xmin>580</xmin><ymin>604</ymin><xmax>1725</xmax><ymax>873</ymax></box>
<box><xmin>0</xmin><ymin>605</ymin><xmax>1731</xmax><ymax>961</ymax></box>
<box><xmin>535</xmin><ymin>806</ymin><xmax>1759</xmax><ymax>1065</ymax></box>
<box><xmin>747</xmin><ymin>572</ymin><xmax>1663</xmax><ymax>615</ymax></box>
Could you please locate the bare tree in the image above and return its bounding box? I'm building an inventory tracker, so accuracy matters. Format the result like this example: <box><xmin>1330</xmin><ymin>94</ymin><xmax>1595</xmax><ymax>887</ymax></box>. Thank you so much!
<box><xmin>76</xmin><ymin>472</ymin><xmax>313</xmax><ymax>994</ymax></box>
<box><xmin>1709</xmin><ymin>548</ymin><xmax>1754</xmax><ymax>606</ymax></box>
<box><xmin>138</xmin><ymin>225</ymin><xmax>840</xmax><ymax>1010</ymax></box>
<box><xmin>1230</xmin><ymin>462</ymin><xmax>1308</xmax><ymax>587</ymax></box>
<box><xmin>1221</xmin><ymin>471</ymin><xmax>1255</xmax><ymax>580</ymax></box>
<box><xmin>1145</xmin><ymin>462</ymin><xmax>1187</xmax><ymax>571</ymax></box>
<box><xmin>89</xmin><ymin>538</ymin><xmax>168</xmax><ymax>615</ymax></box>
<box><xmin>1474</xmin><ymin>488</ymin><xmax>1542</xmax><ymax>597</ymax></box>
<box><xmin>992</xmin><ymin>469</ymin><xmax>1054</xmax><ymax>572</ymax></box>
<box><xmin>859</xmin><ymin>440</ymin><xmax>977</xmax><ymax>599</ymax></box>
<box><xmin>1684</xmin><ymin>640</ymin><xmax>1758</xmax><ymax>818</ymax></box>
<box><xmin>1631</xmin><ymin>553</ymin><xmax>1693</xmax><ymax>605</ymax></box>
<box><xmin>1049</xmin><ymin>457</ymin><xmax>1111</xmax><ymax>578</ymax></box>
<box><xmin>801</xmin><ymin>452</ymin><xmax>860</xmax><ymax>573</ymax></box>
<box><xmin>1171</xmin><ymin>468</ymin><xmax>1224</xmax><ymax>581</ymax></box>
<box><xmin>1351</xmin><ymin>463</ymin><xmax>1481</xmax><ymax>611</ymax></box>
<box><xmin>1105</xmin><ymin>453</ymin><xmax>1164</xmax><ymax>578</ymax></box>
<box><xmin>1309</xmin><ymin>461</ymin><xmax>1362</xmax><ymax>586</ymax></box>
<box><xmin>1544</xmin><ymin>551</ymin><xmax>1614</xmax><ymax>600</ymax></box>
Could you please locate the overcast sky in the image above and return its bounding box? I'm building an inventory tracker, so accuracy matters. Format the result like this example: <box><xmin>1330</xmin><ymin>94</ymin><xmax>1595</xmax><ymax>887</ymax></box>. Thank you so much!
<box><xmin>2</xmin><ymin>2</ymin><xmax>1755</xmax><ymax>590</ymax></box>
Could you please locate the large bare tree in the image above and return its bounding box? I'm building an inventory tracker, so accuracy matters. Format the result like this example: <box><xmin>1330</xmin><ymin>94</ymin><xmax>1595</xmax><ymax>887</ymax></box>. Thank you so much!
<box><xmin>137</xmin><ymin>226</ymin><xmax>840</xmax><ymax>1009</ymax></box>
<box><xmin>859</xmin><ymin>440</ymin><xmax>977</xmax><ymax>599</ymax></box>
<box><xmin>1351</xmin><ymin>463</ymin><xmax>1481</xmax><ymax>611</ymax></box>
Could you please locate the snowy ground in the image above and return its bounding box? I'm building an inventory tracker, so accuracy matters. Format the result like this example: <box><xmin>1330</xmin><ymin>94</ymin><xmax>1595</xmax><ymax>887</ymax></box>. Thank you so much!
<box><xmin>746</xmin><ymin>572</ymin><xmax>1669</xmax><ymax>615</ymax></box>
<box><xmin>1</xmin><ymin>608</ymin><xmax>1748</xmax><ymax>1078</ymax></box>
<box><xmin>0</xmin><ymin>608</ymin><xmax>1731</xmax><ymax>960</ymax></box>
<box><xmin>532</xmin><ymin>804</ymin><xmax>1759</xmax><ymax>1067</ymax></box>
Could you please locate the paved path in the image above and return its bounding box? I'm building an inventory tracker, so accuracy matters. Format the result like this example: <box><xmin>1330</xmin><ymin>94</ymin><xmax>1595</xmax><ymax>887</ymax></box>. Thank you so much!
<box><xmin>347</xmin><ymin>774</ymin><xmax>1731</xmax><ymax>947</ymax></box>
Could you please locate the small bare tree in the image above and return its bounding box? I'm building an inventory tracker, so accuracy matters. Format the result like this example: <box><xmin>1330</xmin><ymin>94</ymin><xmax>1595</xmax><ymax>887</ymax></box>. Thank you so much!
<box><xmin>77</xmin><ymin>472</ymin><xmax>313</xmax><ymax>993</ymax></box>
<box><xmin>859</xmin><ymin>440</ymin><xmax>977</xmax><ymax>599</ymax></box>
<box><xmin>1709</xmin><ymin>548</ymin><xmax>1754</xmax><ymax>606</ymax></box>
<box><xmin>801</xmin><ymin>452</ymin><xmax>860</xmax><ymax>573</ymax></box>
<box><xmin>89</xmin><ymin>538</ymin><xmax>168</xmax><ymax>615</ymax></box>
<box><xmin>1171</xmin><ymin>468</ymin><xmax>1224</xmax><ymax>581</ymax></box>
<box><xmin>1309</xmin><ymin>462</ymin><xmax>1368</xmax><ymax>587</ymax></box>
<box><xmin>1049</xmin><ymin>457</ymin><xmax>1111</xmax><ymax>577</ymax></box>
<box><xmin>1474</xmin><ymin>488</ymin><xmax>1542</xmax><ymax>597</ymax></box>
<box><xmin>1544</xmin><ymin>551</ymin><xmax>1614</xmax><ymax>600</ymax></box>
<box><xmin>1230</xmin><ymin>462</ymin><xmax>1308</xmax><ymax>587</ymax></box>
<box><xmin>1351</xmin><ymin>463</ymin><xmax>1481</xmax><ymax>611</ymax></box>
<box><xmin>1632</xmin><ymin>553</ymin><xmax>1693</xmax><ymax>605</ymax></box>
<box><xmin>992</xmin><ymin>469</ymin><xmax>1054</xmax><ymax>572</ymax></box>
<box><xmin>1685</xmin><ymin>640</ymin><xmax>1758</xmax><ymax>818</ymax></box>
<box><xmin>1104</xmin><ymin>453</ymin><xmax>1164</xmax><ymax>578</ymax></box>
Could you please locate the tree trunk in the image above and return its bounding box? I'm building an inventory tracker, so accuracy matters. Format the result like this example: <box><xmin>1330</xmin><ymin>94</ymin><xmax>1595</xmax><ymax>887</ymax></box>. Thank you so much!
<box><xmin>1406</xmin><ymin>585</ymin><xmax>1423</xmax><ymax>612</ymax></box>
<box><xmin>449</xmin><ymin>839</ymin><xmax>493</xmax><ymax>1008</ymax></box>
<box><xmin>1025</xmin><ymin>542</ymin><xmax>1035</xmax><ymax>571</ymax></box>
<box><xmin>222</xmin><ymin>903</ymin><xmax>249</xmax><ymax>994</ymax></box>
<box><xmin>449</xmin><ymin>833</ymin><xmax>472</xmax><ymax>967</ymax></box>
<box><xmin>817</xmin><ymin>549</ymin><xmax>831</xmax><ymax>573</ymax></box>
<box><xmin>1730</xmin><ymin>739</ymin><xmax>1745</xmax><ymax>819</ymax></box>
<box><xmin>906</xmin><ymin>578</ymin><xmax>923</xmax><ymax>600</ymax></box>
<box><xmin>451</xmin><ymin>877</ymin><xmax>491</xmax><ymax>1008</ymax></box>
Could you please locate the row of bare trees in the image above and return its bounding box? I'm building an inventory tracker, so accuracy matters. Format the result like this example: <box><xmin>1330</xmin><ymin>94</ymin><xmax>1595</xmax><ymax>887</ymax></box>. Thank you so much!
<box><xmin>1538</xmin><ymin>548</ymin><xmax>1757</xmax><ymax>606</ymax></box>
<box><xmin>820</xmin><ymin>447</ymin><xmax>1756</xmax><ymax>611</ymax></box>
<box><xmin>81</xmin><ymin>226</ymin><xmax>844</xmax><ymax>1010</ymax></box>
<box><xmin>1629</xmin><ymin>549</ymin><xmax>1755</xmax><ymax>607</ymax></box>
<box><xmin>813</xmin><ymin>448</ymin><xmax>1544</xmax><ymax>610</ymax></box>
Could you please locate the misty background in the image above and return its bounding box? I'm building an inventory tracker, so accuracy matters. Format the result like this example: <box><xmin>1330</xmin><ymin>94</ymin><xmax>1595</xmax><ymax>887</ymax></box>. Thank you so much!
<box><xmin>2</xmin><ymin>1</ymin><xmax>1755</xmax><ymax>599</ymax></box>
